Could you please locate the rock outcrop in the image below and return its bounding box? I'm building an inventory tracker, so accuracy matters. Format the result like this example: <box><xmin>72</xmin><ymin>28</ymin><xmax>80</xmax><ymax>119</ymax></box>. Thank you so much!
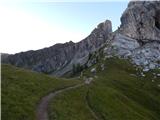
<box><xmin>106</xmin><ymin>1</ymin><xmax>160</xmax><ymax>70</ymax></box>
<box><xmin>2</xmin><ymin>20</ymin><xmax>112</xmax><ymax>76</ymax></box>
<box><xmin>120</xmin><ymin>1</ymin><xmax>160</xmax><ymax>42</ymax></box>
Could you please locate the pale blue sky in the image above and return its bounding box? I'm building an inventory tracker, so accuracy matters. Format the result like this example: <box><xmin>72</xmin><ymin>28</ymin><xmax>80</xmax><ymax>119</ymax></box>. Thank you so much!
<box><xmin>19</xmin><ymin>2</ymin><xmax>128</xmax><ymax>31</ymax></box>
<box><xmin>0</xmin><ymin>1</ymin><xmax>129</xmax><ymax>53</ymax></box>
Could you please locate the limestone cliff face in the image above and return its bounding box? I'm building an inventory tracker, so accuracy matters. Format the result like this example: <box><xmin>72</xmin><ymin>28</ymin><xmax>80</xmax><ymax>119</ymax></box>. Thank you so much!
<box><xmin>120</xmin><ymin>1</ymin><xmax>160</xmax><ymax>43</ymax></box>
<box><xmin>3</xmin><ymin>20</ymin><xmax>112</xmax><ymax>76</ymax></box>
<box><xmin>106</xmin><ymin>1</ymin><xmax>160</xmax><ymax>70</ymax></box>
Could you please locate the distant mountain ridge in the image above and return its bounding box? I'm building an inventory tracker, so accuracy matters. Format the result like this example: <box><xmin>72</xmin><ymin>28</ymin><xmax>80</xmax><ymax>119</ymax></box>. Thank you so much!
<box><xmin>2</xmin><ymin>20</ymin><xmax>112</xmax><ymax>76</ymax></box>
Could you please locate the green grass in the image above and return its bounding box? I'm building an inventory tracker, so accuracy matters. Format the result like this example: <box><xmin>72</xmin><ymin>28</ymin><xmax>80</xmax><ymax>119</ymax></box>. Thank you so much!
<box><xmin>49</xmin><ymin>57</ymin><xmax>160</xmax><ymax>120</ymax></box>
<box><xmin>2</xmin><ymin>57</ymin><xmax>160</xmax><ymax>120</ymax></box>
<box><xmin>1</xmin><ymin>64</ymin><xmax>81</xmax><ymax>120</ymax></box>
<box><xmin>88</xmin><ymin>58</ymin><xmax>160</xmax><ymax>120</ymax></box>
<box><xmin>49</xmin><ymin>86</ymin><xmax>96</xmax><ymax>120</ymax></box>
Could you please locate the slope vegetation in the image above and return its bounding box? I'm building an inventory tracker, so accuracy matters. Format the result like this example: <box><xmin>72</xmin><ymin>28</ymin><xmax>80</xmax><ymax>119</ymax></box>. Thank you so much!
<box><xmin>1</xmin><ymin>64</ymin><xmax>80</xmax><ymax>120</ymax></box>
<box><xmin>49</xmin><ymin>57</ymin><xmax>160</xmax><ymax>120</ymax></box>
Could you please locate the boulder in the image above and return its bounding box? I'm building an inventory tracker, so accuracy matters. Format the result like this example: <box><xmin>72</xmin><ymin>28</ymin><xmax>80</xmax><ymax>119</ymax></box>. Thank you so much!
<box><xmin>91</xmin><ymin>68</ymin><xmax>96</xmax><ymax>74</ymax></box>
<box><xmin>101</xmin><ymin>64</ymin><xmax>105</xmax><ymax>71</ymax></box>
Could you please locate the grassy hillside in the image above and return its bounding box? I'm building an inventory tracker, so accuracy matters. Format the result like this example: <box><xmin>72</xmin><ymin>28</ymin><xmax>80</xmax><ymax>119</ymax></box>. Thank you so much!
<box><xmin>88</xmin><ymin>58</ymin><xmax>160</xmax><ymax>120</ymax></box>
<box><xmin>1</xmin><ymin>64</ymin><xmax>81</xmax><ymax>120</ymax></box>
<box><xmin>49</xmin><ymin>86</ymin><xmax>95</xmax><ymax>120</ymax></box>
<box><xmin>49</xmin><ymin>57</ymin><xmax>160</xmax><ymax>120</ymax></box>
<box><xmin>2</xmin><ymin>57</ymin><xmax>160</xmax><ymax>120</ymax></box>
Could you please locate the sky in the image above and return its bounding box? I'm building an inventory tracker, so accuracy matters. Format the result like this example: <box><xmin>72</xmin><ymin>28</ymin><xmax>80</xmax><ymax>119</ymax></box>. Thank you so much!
<box><xmin>0</xmin><ymin>0</ymin><xmax>129</xmax><ymax>54</ymax></box>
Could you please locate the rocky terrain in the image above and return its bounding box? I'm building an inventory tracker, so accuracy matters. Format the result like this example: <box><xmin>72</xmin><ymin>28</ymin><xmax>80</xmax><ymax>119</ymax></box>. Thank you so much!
<box><xmin>105</xmin><ymin>1</ymin><xmax>160</xmax><ymax>71</ymax></box>
<box><xmin>2</xmin><ymin>1</ymin><xmax>160</xmax><ymax>75</ymax></box>
<box><xmin>2</xmin><ymin>20</ymin><xmax>112</xmax><ymax>76</ymax></box>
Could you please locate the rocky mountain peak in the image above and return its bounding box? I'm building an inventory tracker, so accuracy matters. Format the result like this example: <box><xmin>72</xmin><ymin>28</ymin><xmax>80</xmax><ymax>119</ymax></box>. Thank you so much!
<box><xmin>106</xmin><ymin>1</ymin><xmax>160</xmax><ymax>71</ymax></box>
<box><xmin>120</xmin><ymin>1</ymin><xmax>160</xmax><ymax>42</ymax></box>
<box><xmin>97</xmin><ymin>20</ymin><xmax>112</xmax><ymax>33</ymax></box>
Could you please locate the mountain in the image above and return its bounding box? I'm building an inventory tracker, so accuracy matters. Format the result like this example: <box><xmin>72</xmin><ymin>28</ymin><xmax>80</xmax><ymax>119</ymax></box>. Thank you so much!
<box><xmin>120</xmin><ymin>1</ymin><xmax>160</xmax><ymax>41</ymax></box>
<box><xmin>2</xmin><ymin>20</ymin><xmax>112</xmax><ymax>76</ymax></box>
<box><xmin>105</xmin><ymin>1</ymin><xmax>160</xmax><ymax>71</ymax></box>
<box><xmin>2</xmin><ymin>1</ymin><xmax>160</xmax><ymax>74</ymax></box>
<box><xmin>2</xmin><ymin>1</ymin><xmax>160</xmax><ymax>120</ymax></box>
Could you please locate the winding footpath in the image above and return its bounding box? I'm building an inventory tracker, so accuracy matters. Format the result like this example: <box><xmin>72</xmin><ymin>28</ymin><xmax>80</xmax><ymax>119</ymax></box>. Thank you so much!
<box><xmin>36</xmin><ymin>78</ymin><xmax>99</xmax><ymax>120</ymax></box>
<box><xmin>36</xmin><ymin>83</ymin><xmax>84</xmax><ymax>120</ymax></box>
